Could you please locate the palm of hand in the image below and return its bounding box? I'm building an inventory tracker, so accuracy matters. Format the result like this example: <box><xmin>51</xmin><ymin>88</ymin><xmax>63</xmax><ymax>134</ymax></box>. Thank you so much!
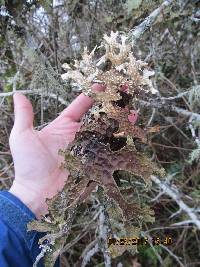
<box><xmin>9</xmin><ymin>90</ymin><xmax>98</xmax><ymax>217</ymax></box>
<box><xmin>10</xmin><ymin>116</ymin><xmax>80</xmax><ymax>199</ymax></box>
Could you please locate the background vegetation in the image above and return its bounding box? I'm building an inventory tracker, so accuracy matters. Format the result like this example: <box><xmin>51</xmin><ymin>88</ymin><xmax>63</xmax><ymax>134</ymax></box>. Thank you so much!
<box><xmin>0</xmin><ymin>0</ymin><xmax>200</xmax><ymax>266</ymax></box>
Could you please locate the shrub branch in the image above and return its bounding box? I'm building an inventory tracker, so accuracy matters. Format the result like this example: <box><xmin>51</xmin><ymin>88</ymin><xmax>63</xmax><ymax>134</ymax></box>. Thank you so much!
<box><xmin>151</xmin><ymin>175</ymin><xmax>200</xmax><ymax>230</ymax></box>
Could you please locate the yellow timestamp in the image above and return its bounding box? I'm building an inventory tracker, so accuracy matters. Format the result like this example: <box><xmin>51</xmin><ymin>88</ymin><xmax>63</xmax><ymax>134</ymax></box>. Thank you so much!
<box><xmin>108</xmin><ymin>236</ymin><xmax>173</xmax><ymax>246</ymax></box>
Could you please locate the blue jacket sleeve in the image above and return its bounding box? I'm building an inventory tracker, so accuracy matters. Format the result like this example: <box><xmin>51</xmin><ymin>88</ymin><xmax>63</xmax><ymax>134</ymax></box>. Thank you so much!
<box><xmin>0</xmin><ymin>191</ymin><xmax>59</xmax><ymax>267</ymax></box>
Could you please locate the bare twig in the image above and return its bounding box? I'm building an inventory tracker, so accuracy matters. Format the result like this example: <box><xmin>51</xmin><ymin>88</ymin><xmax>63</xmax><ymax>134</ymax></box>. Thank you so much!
<box><xmin>159</xmin><ymin>244</ymin><xmax>185</xmax><ymax>267</ymax></box>
<box><xmin>147</xmin><ymin>108</ymin><xmax>156</xmax><ymax>126</ymax></box>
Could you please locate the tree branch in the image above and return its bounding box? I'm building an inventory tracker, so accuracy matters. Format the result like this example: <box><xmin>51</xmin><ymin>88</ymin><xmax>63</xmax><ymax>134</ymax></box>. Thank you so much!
<box><xmin>0</xmin><ymin>90</ymin><xmax>68</xmax><ymax>106</ymax></box>
<box><xmin>128</xmin><ymin>0</ymin><xmax>174</xmax><ymax>42</ymax></box>
<box><xmin>137</xmin><ymin>99</ymin><xmax>200</xmax><ymax>122</ymax></box>
<box><xmin>151</xmin><ymin>175</ymin><xmax>200</xmax><ymax>230</ymax></box>
<box><xmin>172</xmin><ymin>106</ymin><xmax>200</xmax><ymax>121</ymax></box>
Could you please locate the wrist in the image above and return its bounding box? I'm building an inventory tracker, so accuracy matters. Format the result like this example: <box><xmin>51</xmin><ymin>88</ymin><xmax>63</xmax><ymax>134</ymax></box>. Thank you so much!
<box><xmin>9</xmin><ymin>180</ymin><xmax>48</xmax><ymax>219</ymax></box>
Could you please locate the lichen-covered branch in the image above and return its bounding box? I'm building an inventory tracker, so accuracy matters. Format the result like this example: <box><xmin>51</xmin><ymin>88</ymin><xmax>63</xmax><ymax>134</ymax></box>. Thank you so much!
<box><xmin>128</xmin><ymin>0</ymin><xmax>174</xmax><ymax>42</ymax></box>
<box><xmin>137</xmin><ymin>99</ymin><xmax>200</xmax><ymax>122</ymax></box>
<box><xmin>0</xmin><ymin>90</ymin><xmax>68</xmax><ymax>106</ymax></box>
<box><xmin>172</xmin><ymin>106</ymin><xmax>200</xmax><ymax>121</ymax></box>
<box><xmin>151</xmin><ymin>175</ymin><xmax>200</xmax><ymax>230</ymax></box>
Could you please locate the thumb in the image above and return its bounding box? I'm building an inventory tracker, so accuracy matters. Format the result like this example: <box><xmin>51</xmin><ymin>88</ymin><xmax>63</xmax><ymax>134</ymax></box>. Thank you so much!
<box><xmin>13</xmin><ymin>92</ymin><xmax>34</xmax><ymax>132</ymax></box>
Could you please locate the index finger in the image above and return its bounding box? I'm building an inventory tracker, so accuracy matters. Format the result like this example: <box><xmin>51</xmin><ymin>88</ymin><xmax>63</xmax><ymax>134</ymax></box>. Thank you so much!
<box><xmin>60</xmin><ymin>84</ymin><xmax>104</xmax><ymax>122</ymax></box>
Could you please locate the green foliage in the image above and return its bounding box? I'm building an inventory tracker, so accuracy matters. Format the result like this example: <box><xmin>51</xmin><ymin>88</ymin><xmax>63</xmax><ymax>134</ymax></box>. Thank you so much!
<box><xmin>138</xmin><ymin>245</ymin><xmax>163</xmax><ymax>267</ymax></box>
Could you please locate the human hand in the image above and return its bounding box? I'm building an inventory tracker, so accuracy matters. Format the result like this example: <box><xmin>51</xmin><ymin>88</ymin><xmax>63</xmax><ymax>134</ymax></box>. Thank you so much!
<box><xmin>9</xmin><ymin>85</ymin><xmax>103</xmax><ymax>219</ymax></box>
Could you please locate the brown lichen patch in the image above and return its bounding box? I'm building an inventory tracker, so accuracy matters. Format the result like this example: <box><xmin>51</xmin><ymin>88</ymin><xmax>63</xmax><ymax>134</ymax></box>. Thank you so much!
<box><xmin>81</xmin><ymin>114</ymin><xmax>118</xmax><ymax>138</ymax></box>
<box><xmin>62</xmin><ymin>137</ymin><xmax>162</xmax><ymax>221</ymax></box>
<box><xmin>31</xmin><ymin>31</ymin><xmax>164</xmax><ymax>266</ymax></box>
<box><xmin>99</xmin><ymin>102</ymin><xmax>147</xmax><ymax>142</ymax></box>
<box><xmin>81</xmin><ymin>101</ymin><xmax>146</xmax><ymax>143</ymax></box>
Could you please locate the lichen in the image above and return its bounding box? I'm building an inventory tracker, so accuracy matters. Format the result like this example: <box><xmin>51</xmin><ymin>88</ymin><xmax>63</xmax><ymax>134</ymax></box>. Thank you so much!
<box><xmin>28</xmin><ymin>31</ymin><xmax>165</xmax><ymax>266</ymax></box>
